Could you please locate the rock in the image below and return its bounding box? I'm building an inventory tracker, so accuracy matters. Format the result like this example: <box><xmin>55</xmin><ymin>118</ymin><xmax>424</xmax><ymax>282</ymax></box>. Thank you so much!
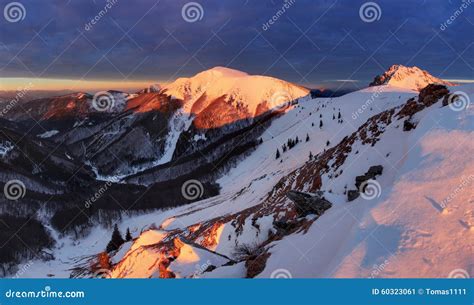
<box><xmin>418</xmin><ymin>84</ymin><xmax>449</xmax><ymax>107</ymax></box>
<box><xmin>351</xmin><ymin>165</ymin><xmax>384</xmax><ymax>200</ymax></box>
<box><xmin>273</xmin><ymin>220</ymin><xmax>298</xmax><ymax>235</ymax></box>
<box><xmin>355</xmin><ymin>165</ymin><xmax>384</xmax><ymax>188</ymax></box>
<box><xmin>347</xmin><ymin>190</ymin><xmax>360</xmax><ymax>202</ymax></box>
<box><xmin>287</xmin><ymin>191</ymin><xmax>332</xmax><ymax>217</ymax></box>
<box><xmin>403</xmin><ymin>119</ymin><xmax>417</xmax><ymax>131</ymax></box>
<box><xmin>367</xmin><ymin>165</ymin><xmax>383</xmax><ymax>176</ymax></box>
<box><xmin>246</xmin><ymin>252</ymin><xmax>270</xmax><ymax>278</ymax></box>
<box><xmin>355</xmin><ymin>175</ymin><xmax>370</xmax><ymax>189</ymax></box>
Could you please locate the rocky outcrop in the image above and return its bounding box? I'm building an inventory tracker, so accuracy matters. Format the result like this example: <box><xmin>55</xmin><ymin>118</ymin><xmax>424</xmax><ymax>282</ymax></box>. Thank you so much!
<box><xmin>348</xmin><ymin>165</ymin><xmax>383</xmax><ymax>202</ymax></box>
<box><xmin>287</xmin><ymin>190</ymin><xmax>332</xmax><ymax>217</ymax></box>
<box><xmin>398</xmin><ymin>84</ymin><xmax>450</xmax><ymax>132</ymax></box>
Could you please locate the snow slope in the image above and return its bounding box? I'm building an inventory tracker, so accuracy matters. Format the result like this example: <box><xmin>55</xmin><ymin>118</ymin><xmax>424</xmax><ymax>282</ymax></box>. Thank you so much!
<box><xmin>14</xmin><ymin>69</ymin><xmax>472</xmax><ymax>279</ymax></box>
<box><xmin>104</xmin><ymin>83</ymin><xmax>472</xmax><ymax>278</ymax></box>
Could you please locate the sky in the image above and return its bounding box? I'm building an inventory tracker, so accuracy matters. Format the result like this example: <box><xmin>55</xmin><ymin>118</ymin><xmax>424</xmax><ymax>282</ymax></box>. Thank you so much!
<box><xmin>0</xmin><ymin>0</ymin><xmax>473</xmax><ymax>92</ymax></box>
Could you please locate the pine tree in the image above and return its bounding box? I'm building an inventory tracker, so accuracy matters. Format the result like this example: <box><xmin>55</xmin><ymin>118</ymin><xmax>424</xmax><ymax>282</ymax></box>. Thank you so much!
<box><xmin>338</xmin><ymin>112</ymin><xmax>341</xmax><ymax>119</ymax></box>
<box><xmin>295</xmin><ymin>136</ymin><xmax>299</xmax><ymax>143</ymax></box>
<box><xmin>275</xmin><ymin>149</ymin><xmax>281</xmax><ymax>159</ymax></box>
<box><xmin>332</xmin><ymin>114</ymin><xmax>335</xmax><ymax>120</ymax></box>
<box><xmin>309</xmin><ymin>151</ymin><xmax>313</xmax><ymax>160</ymax></box>
<box><xmin>319</xmin><ymin>120</ymin><xmax>323</xmax><ymax>128</ymax></box>
<box><xmin>106</xmin><ymin>224</ymin><xmax>125</xmax><ymax>253</ymax></box>
<box><xmin>125</xmin><ymin>228</ymin><xmax>132</xmax><ymax>241</ymax></box>
<box><xmin>326</xmin><ymin>140</ymin><xmax>330</xmax><ymax>146</ymax></box>
<box><xmin>306</xmin><ymin>134</ymin><xmax>310</xmax><ymax>142</ymax></box>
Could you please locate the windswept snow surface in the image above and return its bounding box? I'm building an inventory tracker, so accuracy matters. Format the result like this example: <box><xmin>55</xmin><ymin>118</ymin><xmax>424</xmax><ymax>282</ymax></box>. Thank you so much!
<box><xmin>19</xmin><ymin>83</ymin><xmax>473</xmax><ymax>278</ymax></box>
<box><xmin>164</xmin><ymin>66</ymin><xmax>309</xmax><ymax>115</ymax></box>
<box><xmin>37</xmin><ymin>130</ymin><xmax>59</xmax><ymax>138</ymax></box>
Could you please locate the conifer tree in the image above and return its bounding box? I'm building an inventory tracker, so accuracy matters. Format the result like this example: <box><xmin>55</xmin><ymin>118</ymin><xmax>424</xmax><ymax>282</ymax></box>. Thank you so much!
<box><xmin>125</xmin><ymin>228</ymin><xmax>132</xmax><ymax>241</ymax></box>
<box><xmin>106</xmin><ymin>224</ymin><xmax>124</xmax><ymax>253</ymax></box>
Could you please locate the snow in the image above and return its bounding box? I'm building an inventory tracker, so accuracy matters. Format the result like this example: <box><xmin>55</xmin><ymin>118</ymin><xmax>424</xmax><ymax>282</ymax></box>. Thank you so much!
<box><xmin>258</xmin><ymin>91</ymin><xmax>473</xmax><ymax>278</ymax></box>
<box><xmin>37</xmin><ymin>130</ymin><xmax>59</xmax><ymax>138</ymax></box>
<box><xmin>164</xmin><ymin>66</ymin><xmax>309</xmax><ymax>116</ymax></box>
<box><xmin>17</xmin><ymin>71</ymin><xmax>472</xmax><ymax>279</ymax></box>
<box><xmin>168</xmin><ymin>243</ymin><xmax>228</xmax><ymax>278</ymax></box>
<box><xmin>0</xmin><ymin>140</ymin><xmax>14</xmax><ymax>157</ymax></box>
<box><xmin>371</xmin><ymin>65</ymin><xmax>455</xmax><ymax>91</ymax></box>
<box><xmin>129</xmin><ymin>230</ymin><xmax>166</xmax><ymax>252</ymax></box>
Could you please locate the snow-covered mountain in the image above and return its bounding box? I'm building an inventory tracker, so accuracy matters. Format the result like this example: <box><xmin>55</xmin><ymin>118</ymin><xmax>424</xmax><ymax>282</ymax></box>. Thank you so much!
<box><xmin>1</xmin><ymin>66</ymin><xmax>472</xmax><ymax>279</ymax></box>
<box><xmin>100</xmin><ymin>82</ymin><xmax>472</xmax><ymax>279</ymax></box>
<box><xmin>370</xmin><ymin>64</ymin><xmax>455</xmax><ymax>91</ymax></box>
<box><xmin>163</xmin><ymin>66</ymin><xmax>309</xmax><ymax>125</ymax></box>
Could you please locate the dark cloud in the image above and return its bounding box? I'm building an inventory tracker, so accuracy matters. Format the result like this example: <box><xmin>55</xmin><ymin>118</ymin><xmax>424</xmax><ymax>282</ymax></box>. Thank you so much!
<box><xmin>0</xmin><ymin>0</ymin><xmax>472</xmax><ymax>88</ymax></box>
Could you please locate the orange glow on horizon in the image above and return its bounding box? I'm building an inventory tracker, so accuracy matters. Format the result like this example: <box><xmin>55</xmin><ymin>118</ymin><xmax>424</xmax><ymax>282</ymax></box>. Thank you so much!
<box><xmin>0</xmin><ymin>77</ymin><xmax>168</xmax><ymax>92</ymax></box>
